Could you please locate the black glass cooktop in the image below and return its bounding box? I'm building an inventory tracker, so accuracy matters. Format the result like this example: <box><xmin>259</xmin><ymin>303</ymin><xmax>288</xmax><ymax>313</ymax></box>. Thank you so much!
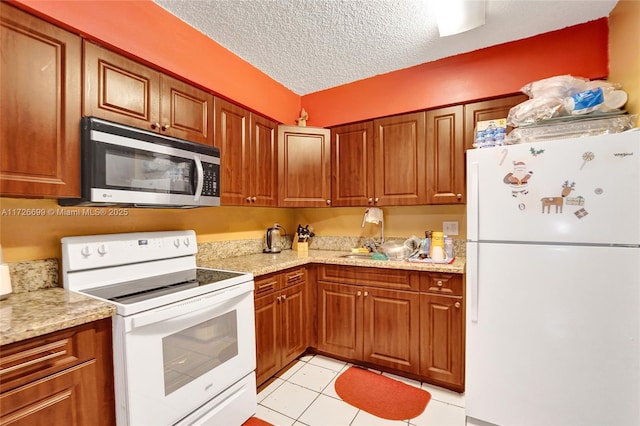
<box><xmin>83</xmin><ymin>268</ymin><xmax>245</xmax><ymax>305</ymax></box>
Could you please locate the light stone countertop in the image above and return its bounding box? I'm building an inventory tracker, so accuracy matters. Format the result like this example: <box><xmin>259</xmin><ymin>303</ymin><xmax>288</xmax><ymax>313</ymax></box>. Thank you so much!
<box><xmin>0</xmin><ymin>288</ymin><xmax>115</xmax><ymax>346</ymax></box>
<box><xmin>1</xmin><ymin>249</ymin><xmax>464</xmax><ymax>347</ymax></box>
<box><xmin>199</xmin><ymin>249</ymin><xmax>465</xmax><ymax>276</ymax></box>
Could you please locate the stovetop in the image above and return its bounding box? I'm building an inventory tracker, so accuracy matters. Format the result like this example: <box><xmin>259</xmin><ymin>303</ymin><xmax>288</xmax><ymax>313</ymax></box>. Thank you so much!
<box><xmin>62</xmin><ymin>230</ymin><xmax>253</xmax><ymax>316</ymax></box>
<box><xmin>82</xmin><ymin>268</ymin><xmax>246</xmax><ymax>305</ymax></box>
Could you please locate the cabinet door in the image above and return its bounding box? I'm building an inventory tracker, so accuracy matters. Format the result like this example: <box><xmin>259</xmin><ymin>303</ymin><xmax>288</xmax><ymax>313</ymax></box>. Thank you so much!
<box><xmin>373</xmin><ymin>112</ymin><xmax>427</xmax><ymax>205</ymax></box>
<box><xmin>0</xmin><ymin>361</ymin><xmax>98</xmax><ymax>426</ymax></box>
<box><xmin>254</xmin><ymin>291</ymin><xmax>280</xmax><ymax>386</ymax></box>
<box><xmin>160</xmin><ymin>74</ymin><xmax>213</xmax><ymax>145</ymax></box>
<box><xmin>331</xmin><ymin>121</ymin><xmax>375</xmax><ymax>207</ymax></box>
<box><xmin>215</xmin><ymin>98</ymin><xmax>250</xmax><ymax>205</ymax></box>
<box><xmin>426</xmin><ymin>105</ymin><xmax>465</xmax><ymax>204</ymax></box>
<box><xmin>0</xmin><ymin>3</ymin><xmax>81</xmax><ymax>197</ymax></box>
<box><xmin>278</xmin><ymin>125</ymin><xmax>331</xmax><ymax>207</ymax></box>
<box><xmin>317</xmin><ymin>282</ymin><xmax>362</xmax><ymax>359</ymax></box>
<box><xmin>83</xmin><ymin>41</ymin><xmax>160</xmax><ymax>132</ymax></box>
<box><xmin>280</xmin><ymin>282</ymin><xmax>307</xmax><ymax>366</ymax></box>
<box><xmin>250</xmin><ymin>114</ymin><xmax>278</xmax><ymax>206</ymax></box>
<box><xmin>463</xmin><ymin>94</ymin><xmax>528</xmax><ymax>150</ymax></box>
<box><xmin>363</xmin><ymin>287</ymin><xmax>420</xmax><ymax>374</ymax></box>
<box><xmin>419</xmin><ymin>293</ymin><xmax>464</xmax><ymax>391</ymax></box>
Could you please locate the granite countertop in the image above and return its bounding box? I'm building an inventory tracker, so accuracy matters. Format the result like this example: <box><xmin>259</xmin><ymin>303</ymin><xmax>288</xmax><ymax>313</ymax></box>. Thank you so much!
<box><xmin>1</xmin><ymin>248</ymin><xmax>463</xmax><ymax>347</ymax></box>
<box><xmin>199</xmin><ymin>249</ymin><xmax>465</xmax><ymax>276</ymax></box>
<box><xmin>0</xmin><ymin>288</ymin><xmax>115</xmax><ymax>346</ymax></box>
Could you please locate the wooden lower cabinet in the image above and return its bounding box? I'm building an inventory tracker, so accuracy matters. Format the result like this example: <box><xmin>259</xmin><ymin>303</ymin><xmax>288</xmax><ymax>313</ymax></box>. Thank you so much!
<box><xmin>254</xmin><ymin>268</ymin><xmax>308</xmax><ymax>386</ymax></box>
<box><xmin>316</xmin><ymin>265</ymin><xmax>465</xmax><ymax>391</ymax></box>
<box><xmin>317</xmin><ymin>282</ymin><xmax>421</xmax><ymax>375</ymax></box>
<box><xmin>0</xmin><ymin>318</ymin><xmax>115</xmax><ymax>425</ymax></box>
<box><xmin>419</xmin><ymin>294</ymin><xmax>464</xmax><ymax>392</ymax></box>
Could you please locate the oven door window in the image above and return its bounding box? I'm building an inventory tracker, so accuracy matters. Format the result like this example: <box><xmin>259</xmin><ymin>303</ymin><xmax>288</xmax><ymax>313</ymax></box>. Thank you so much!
<box><xmin>97</xmin><ymin>143</ymin><xmax>195</xmax><ymax>194</ymax></box>
<box><xmin>162</xmin><ymin>310</ymin><xmax>238</xmax><ymax>396</ymax></box>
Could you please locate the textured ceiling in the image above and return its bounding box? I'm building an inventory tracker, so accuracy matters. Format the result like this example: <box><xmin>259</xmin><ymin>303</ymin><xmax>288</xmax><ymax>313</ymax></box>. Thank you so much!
<box><xmin>153</xmin><ymin>0</ymin><xmax>617</xmax><ymax>95</ymax></box>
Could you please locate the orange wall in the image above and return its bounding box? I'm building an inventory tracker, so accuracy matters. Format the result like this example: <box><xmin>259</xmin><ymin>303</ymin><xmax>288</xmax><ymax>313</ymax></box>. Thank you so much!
<box><xmin>10</xmin><ymin>0</ymin><xmax>301</xmax><ymax>125</ymax></box>
<box><xmin>302</xmin><ymin>19</ymin><xmax>609</xmax><ymax>127</ymax></box>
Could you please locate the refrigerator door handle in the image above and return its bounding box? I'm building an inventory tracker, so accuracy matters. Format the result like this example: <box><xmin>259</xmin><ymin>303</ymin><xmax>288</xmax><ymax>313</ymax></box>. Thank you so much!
<box><xmin>468</xmin><ymin>242</ymin><xmax>479</xmax><ymax>322</ymax></box>
<box><xmin>468</xmin><ymin>161</ymin><xmax>479</xmax><ymax>241</ymax></box>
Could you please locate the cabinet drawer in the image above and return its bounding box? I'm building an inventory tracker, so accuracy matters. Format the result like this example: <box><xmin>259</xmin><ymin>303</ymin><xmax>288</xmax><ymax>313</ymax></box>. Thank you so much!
<box><xmin>282</xmin><ymin>268</ymin><xmax>306</xmax><ymax>288</ymax></box>
<box><xmin>317</xmin><ymin>265</ymin><xmax>419</xmax><ymax>291</ymax></box>
<box><xmin>0</xmin><ymin>323</ymin><xmax>96</xmax><ymax>393</ymax></box>
<box><xmin>254</xmin><ymin>273</ymin><xmax>279</xmax><ymax>296</ymax></box>
<box><xmin>420</xmin><ymin>273</ymin><xmax>463</xmax><ymax>296</ymax></box>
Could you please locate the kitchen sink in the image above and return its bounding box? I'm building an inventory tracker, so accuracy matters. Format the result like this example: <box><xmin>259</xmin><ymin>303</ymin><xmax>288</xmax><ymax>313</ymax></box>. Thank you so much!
<box><xmin>338</xmin><ymin>253</ymin><xmax>373</xmax><ymax>259</ymax></box>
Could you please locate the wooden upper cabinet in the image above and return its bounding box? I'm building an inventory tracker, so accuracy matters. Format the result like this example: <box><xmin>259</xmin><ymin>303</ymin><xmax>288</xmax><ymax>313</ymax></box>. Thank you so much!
<box><xmin>215</xmin><ymin>98</ymin><xmax>250</xmax><ymax>204</ymax></box>
<box><xmin>331</xmin><ymin>121</ymin><xmax>375</xmax><ymax>207</ymax></box>
<box><xmin>373</xmin><ymin>112</ymin><xmax>427</xmax><ymax>206</ymax></box>
<box><xmin>0</xmin><ymin>3</ymin><xmax>81</xmax><ymax>197</ymax></box>
<box><xmin>463</xmin><ymin>94</ymin><xmax>528</xmax><ymax>150</ymax></box>
<box><xmin>214</xmin><ymin>97</ymin><xmax>277</xmax><ymax>206</ymax></box>
<box><xmin>250</xmin><ymin>113</ymin><xmax>278</xmax><ymax>206</ymax></box>
<box><xmin>160</xmin><ymin>74</ymin><xmax>213</xmax><ymax>145</ymax></box>
<box><xmin>84</xmin><ymin>41</ymin><xmax>213</xmax><ymax>145</ymax></box>
<box><xmin>278</xmin><ymin>125</ymin><xmax>331</xmax><ymax>207</ymax></box>
<box><xmin>83</xmin><ymin>41</ymin><xmax>160</xmax><ymax>130</ymax></box>
<box><xmin>426</xmin><ymin>105</ymin><xmax>465</xmax><ymax>204</ymax></box>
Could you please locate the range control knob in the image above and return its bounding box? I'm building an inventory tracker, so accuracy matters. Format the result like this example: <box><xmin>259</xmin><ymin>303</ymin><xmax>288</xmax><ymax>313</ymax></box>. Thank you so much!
<box><xmin>173</xmin><ymin>238</ymin><xmax>181</xmax><ymax>248</ymax></box>
<box><xmin>80</xmin><ymin>245</ymin><xmax>93</xmax><ymax>257</ymax></box>
<box><xmin>183</xmin><ymin>238</ymin><xmax>190</xmax><ymax>247</ymax></box>
<box><xmin>97</xmin><ymin>244</ymin><xmax>108</xmax><ymax>256</ymax></box>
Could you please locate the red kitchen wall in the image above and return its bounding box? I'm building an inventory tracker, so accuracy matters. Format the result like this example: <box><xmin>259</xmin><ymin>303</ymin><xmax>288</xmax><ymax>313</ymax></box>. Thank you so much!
<box><xmin>302</xmin><ymin>19</ymin><xmax>609</xmax><ymax>127</ymax></box>
<box><xmin>10</xmin><ymin>0</ymin><xmax>302</xmax><ymax>125</ymax></box>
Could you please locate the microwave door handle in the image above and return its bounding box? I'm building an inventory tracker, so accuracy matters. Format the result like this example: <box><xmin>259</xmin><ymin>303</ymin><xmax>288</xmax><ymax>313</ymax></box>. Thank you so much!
<box><xmin>193</xmin><ymin>155</ymin><xmax>204</xmax><ymax>202</ymax></box>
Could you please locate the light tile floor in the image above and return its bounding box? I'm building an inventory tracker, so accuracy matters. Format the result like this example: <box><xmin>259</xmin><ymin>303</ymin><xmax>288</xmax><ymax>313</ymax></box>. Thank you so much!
<box><xmin>256</xmin><ymin>354</ymin><xmax>466</xmax><ymax>426</ymax></box>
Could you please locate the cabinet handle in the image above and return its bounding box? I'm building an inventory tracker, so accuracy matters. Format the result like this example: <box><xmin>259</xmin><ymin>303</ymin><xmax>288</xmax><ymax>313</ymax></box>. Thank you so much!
<box><xmin>246</xmin><ymin>196</ymin><xmax>252</xmax><ymax>202</ymax></box>
<box><xmin>357</xmin><ymin>291</ymin><xmax>362</xmax><ymax>296</ymax></box>
<box><xmin>326</xmin><ymin>199</ymin><xmax>331</xmax><ymax>205</ymax></box>
<box><xmin>258</xmin><ymin>282</ymin><xmax>275</xmax><ymax>290</ymax></box>
<box><xmin>374</xmin><ymin>197</ymin><xmax>379</xmax><ymax>203</ymax></box>
<box><xmin>368</xmin><ymin>198</ymin><xmax>373</xmax><ymax>203</ymax></box>
<box><xmin>437</xmin><ymin>280</ymin><xmax>443</xmax><ymax>287</ymax></box>
<box><xmin>276</xmin><ymin>295</ymin><xmax>282</xmax><ymax>302</ymax></box>
<box><xmin>455</xmin><ymin>301</ymin><xmax>461</xmax><ymax>309</ymax></box>
<box><xmin>364</xmin><ymin>291</ymin><xmax>369</xmax><ymax>297</ymax></box>
<box><xmin>456</xmin><ymin>194</ymin><xmax>462</xmax><ymax>199</ymax></box>
<box><xmin>150</xmin><ymin>122</ymin><xmax>160</xmax><ymax>130</ymax></box>
<box><xmin>281</xmin><ymin>294</ymin><xmax>287</xmax><ymax>301</ymax></box>
<box><xmin>162</xmin><ymin>123</ymin><xmax>170</xmax><ymax>131</ymax></box>
<box><xmin>287</xmin><ymin>272</ymin><xmax>304</xmax><ymax>281</ymax></box>
<box><xmin>251</xmin><ymin>196</ymin><xmax>257</xmax><ymax>202</ymax></box>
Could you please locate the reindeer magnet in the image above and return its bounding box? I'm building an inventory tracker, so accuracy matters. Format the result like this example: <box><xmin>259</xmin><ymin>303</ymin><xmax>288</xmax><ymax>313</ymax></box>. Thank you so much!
<box><xmin>540</xmin><ymin>180</ymin><xmax>575</xmax><ymax>214</ymax></box>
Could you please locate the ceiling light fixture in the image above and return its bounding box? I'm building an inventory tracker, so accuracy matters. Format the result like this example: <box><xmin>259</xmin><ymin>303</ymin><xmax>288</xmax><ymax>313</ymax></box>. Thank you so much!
<box><xmin>434</xmin><ymin>0</ymin><xmax>486</xmax><ymax>37</ymax></box>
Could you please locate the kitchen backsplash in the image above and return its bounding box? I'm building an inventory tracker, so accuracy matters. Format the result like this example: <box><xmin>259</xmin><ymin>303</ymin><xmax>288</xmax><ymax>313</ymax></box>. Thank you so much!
<box><xmin>8</xmin><ymin>236</ymin><xmax>466</xmax><ymax>293</ymax></box>
<box><xmin>8</xmin><ymin>259</ymin><xmax>58</xmax><ymax>293</ymax></box>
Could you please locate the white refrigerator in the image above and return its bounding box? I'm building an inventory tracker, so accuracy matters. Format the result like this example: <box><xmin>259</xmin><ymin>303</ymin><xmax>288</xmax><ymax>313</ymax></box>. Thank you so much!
<box><xmin>466</xmin><ymin>130</ymin><xmax>640</xmax><ymax>426</ymax></box>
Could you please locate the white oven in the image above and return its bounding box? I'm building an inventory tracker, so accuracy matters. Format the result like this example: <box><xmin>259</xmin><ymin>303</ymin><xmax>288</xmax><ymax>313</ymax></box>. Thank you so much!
<box><xmin>62</xmin><ymin>231</ymin><xmax>256</xmax><ymax>426</ymax></box>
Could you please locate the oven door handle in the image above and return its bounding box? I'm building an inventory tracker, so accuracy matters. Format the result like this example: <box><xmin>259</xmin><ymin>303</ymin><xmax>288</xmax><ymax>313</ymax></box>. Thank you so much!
<box><xmin>193</xmin><ymin>155</ymin><xmax>204</xmax><ymax>203</ymax></box>
<box><xmin>129</xmin><ymin>282</ymin><xmax>252</xmax><ymax>331</ymax></box>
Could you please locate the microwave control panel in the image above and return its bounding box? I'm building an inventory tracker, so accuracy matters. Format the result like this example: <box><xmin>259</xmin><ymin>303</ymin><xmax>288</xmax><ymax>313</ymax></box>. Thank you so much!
<box><xmin>202</xmin><ymin>162</ymin><xmax>219</xmax><ymax>196</ymax></box>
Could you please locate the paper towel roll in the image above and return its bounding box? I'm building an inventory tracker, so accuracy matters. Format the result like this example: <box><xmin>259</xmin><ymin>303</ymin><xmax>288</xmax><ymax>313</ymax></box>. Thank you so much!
<box><xmin>0</xmin><ymin>264</ymin><xmax>12</xmax><ymax>300</ymax></box>
<box><xmin>364</xmin><ymin>207</ymin><xmax>383</xmax><ymax>224</ymax></box>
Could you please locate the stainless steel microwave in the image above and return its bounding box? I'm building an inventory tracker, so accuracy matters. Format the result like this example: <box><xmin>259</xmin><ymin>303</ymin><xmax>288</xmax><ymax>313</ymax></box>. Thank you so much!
<box><xmin>59</xmin><ymin>117</ymin><xmax>220</xmax><ymax>208</ymax></box>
